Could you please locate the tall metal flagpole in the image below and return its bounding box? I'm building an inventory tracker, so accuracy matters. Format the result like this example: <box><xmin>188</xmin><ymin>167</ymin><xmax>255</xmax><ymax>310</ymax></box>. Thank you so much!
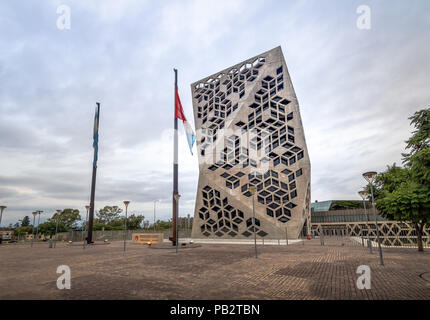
<box><xmin>87</xmin><ymin>102</ymin><xmax>100</xmax><ymax>244</ymax></box>
<box><xmin>170</xmin><ymin>69</ymin><xmax>179</xmax><ymax>246</ymax></box>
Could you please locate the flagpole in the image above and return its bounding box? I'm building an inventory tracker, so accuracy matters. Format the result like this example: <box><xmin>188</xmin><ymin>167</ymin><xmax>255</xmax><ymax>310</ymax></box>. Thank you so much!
<box><xmin>87</xmin><ymin>102</ymin><xmax>100</xmax><ymax>244</ymax></box>
<box><xmin>170</xmin><ymin>69</ymin><xmax>179</xmax><ymax>246</ymax></box>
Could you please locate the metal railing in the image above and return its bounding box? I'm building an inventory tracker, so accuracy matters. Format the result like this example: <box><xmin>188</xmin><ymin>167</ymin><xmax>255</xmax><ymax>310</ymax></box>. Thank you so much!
<box><xmin>311</xmin><ymin>221</ymin><xmax>430</xmax><ymax>248</ymax></box>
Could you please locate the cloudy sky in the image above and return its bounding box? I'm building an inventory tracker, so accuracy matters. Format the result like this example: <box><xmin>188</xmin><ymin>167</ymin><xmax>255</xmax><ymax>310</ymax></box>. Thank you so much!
<box><xmin>0</xmin><ymin>0</ymin><xmax>429</xmax><ymax>226</ymax></box>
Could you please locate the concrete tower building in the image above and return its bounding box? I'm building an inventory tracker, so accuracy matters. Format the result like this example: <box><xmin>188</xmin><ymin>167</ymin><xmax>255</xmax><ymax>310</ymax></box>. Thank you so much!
<box><xmin>191</xmin><ymin>47</ymin><xmax>311</xmax><ymax>239</ymax></box>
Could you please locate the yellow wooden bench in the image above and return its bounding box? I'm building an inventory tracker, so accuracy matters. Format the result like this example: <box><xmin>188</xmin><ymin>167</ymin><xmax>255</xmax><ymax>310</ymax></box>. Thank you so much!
<box><xmin>132</xmin><ymin>233</ymin><xmax>163</xmax><ymax>245</ymax></box>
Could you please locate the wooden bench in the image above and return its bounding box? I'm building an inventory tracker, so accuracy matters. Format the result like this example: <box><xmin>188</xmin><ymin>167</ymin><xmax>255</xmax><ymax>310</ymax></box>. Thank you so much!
<box><xmin>132</xmin><ymin>233</ymin><xmax>163</xmax><ymax>245</ymax></box>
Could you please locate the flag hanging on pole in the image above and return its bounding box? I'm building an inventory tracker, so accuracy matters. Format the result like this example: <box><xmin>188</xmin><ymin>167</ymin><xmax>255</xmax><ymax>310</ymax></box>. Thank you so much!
<box><xmin>175</xmin><ymin>86</ymin><xmax>195</xmax><ymax>155</ymax></box>
<box><xmin>93</xmin><ymin>103</ymin><xmax>100</xmax><ymax>168</ymax></box>
<box><xmin>88</xmin><ymin>102</ymin><xmax>100</xmax><ymax>244</ymax></box>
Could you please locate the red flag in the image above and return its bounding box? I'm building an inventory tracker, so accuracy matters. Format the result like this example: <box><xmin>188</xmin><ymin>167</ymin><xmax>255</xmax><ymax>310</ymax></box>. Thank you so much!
<box><xmin>174</xmin><ymin>84</ymin><xmax>195</xmax><ymax>155</ymax></box>
<box><xmin>175</xmin><ymin>86</ymin><xmax>186</xmax><ymax>121</ymax></box>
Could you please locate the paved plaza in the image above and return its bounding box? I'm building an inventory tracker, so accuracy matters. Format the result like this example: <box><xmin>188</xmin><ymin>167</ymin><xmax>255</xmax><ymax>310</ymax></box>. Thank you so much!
<box><xmin>0</xmin><ymin>239</ymin><xmax>429</xmax><ymax>300</ymax></box>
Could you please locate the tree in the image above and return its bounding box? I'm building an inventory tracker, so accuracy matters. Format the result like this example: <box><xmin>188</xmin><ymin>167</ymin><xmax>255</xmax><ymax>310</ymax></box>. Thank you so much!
<box><xmin>92</xmin><ymin>222</ymin><xmax>112</xmax><ymax>231</ymax></box>
<box><xmin>409</xmin><ymin>147</ymin><xmax>430</xmax><ymax>187</ymax></box>
<box><xmin>403</xmin><ymin>108</ymin><xmax>430</xmax><ymax>159</ymax></box>
<box><xmin>370</xmin><ymin>163</ymin><xmax>411</xmax><ymax>212</ymax></box>
<box><xmin>154</xmin><ymin>219</ymin><xmax>173</xmax><ymax>230</ymax></box>
<box><xmin>374</xmin><ymin>108</ymin><xmax>430</xmax><ymax>251</ymax></box>
<box><xmin>124</xmin><ymin>214</ymin><xmax>145</xmax><ymax>230</ymax></box>
<box><xmin>36</xmin><ymin>221</ymin><xmax>67</xmax><ymax>236</ymax></box>
<box><xmin>376</xmin><ymin>181</ymin><xmax>430</xmax><ymax>251</ymax></box>
<box><xmin>106</xmin><ymin>219</ymin><xmax>124</xmax><ymax>230</ymax></box>
<box><xmin>51</xmin><ymin>209</ymin><xmax>81</xmax><ymax>229</ymax></box>
<box><xmin>21</xmin><ymin>216</ymin><xmax>30</xmax><ymax>226</ymax></box>
<box><xmin>402</xmin><ymin>108</ymin><xmax>430</xmax><ymax>189</ymax></box>
<box><xmin>96</xmin><ymin>206</ymin><xmax>123</xmax><ymax>224</ymax></box>
<box><xmin>14</xmin><ymin>225</ymin><xmax>33</xmax><ymax>237</ymax></box>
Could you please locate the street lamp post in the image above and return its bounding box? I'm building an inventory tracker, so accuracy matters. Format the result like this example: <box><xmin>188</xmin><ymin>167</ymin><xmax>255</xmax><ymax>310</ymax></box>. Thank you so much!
<box><xmin>358</xmin><ymin>190</ymin><xmax>372</xmax><ymax>254</ymax></box>
<box><xmin>187</xmin><ymin>214</ymin><xmax>190</xmax><ymax>235</ymax></box>
<box><xmin>363</xmin><ymin>171</ymin><xmax>384</xmax><ymax>266</ymax></box>
<box><xmin>123</xmin><ymin>201</ymin><xmax>130</xmax><ymax>253</ymax></box>
<box><xmin>153</xmin><ymin>200</ymin><xmax>158</xmax><ymax>232</ymax></box>
<box><xmin>0</xmin><ymin>206</ymin><xmax>7</xmax><ymax>227</ymax></box>
<box><xmin>17</xmin><ymin>219</ymin><xmax>22</xmax><ymax>242</ymax></box>
<box><xmin>249</xmin><ymin>187</ymin><xmax>258</xmax><ymax>259</ymax></box>
<box><xmin>31</xmin><ymin>211</ymin><xmax>37</xmax><ymax>247</ymax></box>
<box><xmin>174</xmin><ymin>194</ymin><xmax>181</xmax><ymax>254</ymax></box>
<box><xmin>54</xmin><ymin>210</ymin><xmax>62</xmax><ymax>248</ymax></box>
<box><xmin>35</xmin><ymin>210</ymin><xmax>43</xmax><ymax>241</ymax></box>
<box><xmin>83</xmin><ymin>205</ymin><xmax>90</xmax><ymax>249</ymax></box>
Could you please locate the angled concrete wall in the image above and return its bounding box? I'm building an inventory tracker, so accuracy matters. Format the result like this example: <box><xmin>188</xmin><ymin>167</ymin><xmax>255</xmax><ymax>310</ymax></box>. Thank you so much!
<box><xmin>191</xmin><ymin>46</ymin><xmax>311</xmax><ymax>239</ymax></box>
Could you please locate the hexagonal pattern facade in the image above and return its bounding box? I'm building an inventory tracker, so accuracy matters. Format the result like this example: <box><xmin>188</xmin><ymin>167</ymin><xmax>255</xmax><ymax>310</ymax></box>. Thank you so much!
<box><xmin>191</xmin><ymin>47</ymin><xmax>311</xmax><ymax>239</ymax></box>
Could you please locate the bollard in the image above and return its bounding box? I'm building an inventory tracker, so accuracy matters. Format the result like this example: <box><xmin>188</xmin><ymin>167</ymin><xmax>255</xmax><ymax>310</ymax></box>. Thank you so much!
<box><xmin>49</xmin><ymin>239</ymin><xmax>53</xmax><ymax>248</ymax></box>
<box><xmin>361</xmin><ymin>236</ymin><xmax>364</xmax><ymax>246</ymax></box>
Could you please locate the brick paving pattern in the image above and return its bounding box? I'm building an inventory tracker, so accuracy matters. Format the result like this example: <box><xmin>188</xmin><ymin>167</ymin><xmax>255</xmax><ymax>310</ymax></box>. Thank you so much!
<box><xmin>0</xmin><ymin>239</ymin><xmax>429</xmax><ymax>299</ymax></box>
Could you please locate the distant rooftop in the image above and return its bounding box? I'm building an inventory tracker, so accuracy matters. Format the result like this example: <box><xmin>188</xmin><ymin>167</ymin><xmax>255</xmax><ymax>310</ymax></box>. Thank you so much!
<box><xmin>311</xmin><ymin>200</ymin><xmax>333</xmax><ymax>212</ymax></box>
<box><xmin>311</xmin><ymin>200</ymin><xmax>369</xmax><ymax>212</ymax></box>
